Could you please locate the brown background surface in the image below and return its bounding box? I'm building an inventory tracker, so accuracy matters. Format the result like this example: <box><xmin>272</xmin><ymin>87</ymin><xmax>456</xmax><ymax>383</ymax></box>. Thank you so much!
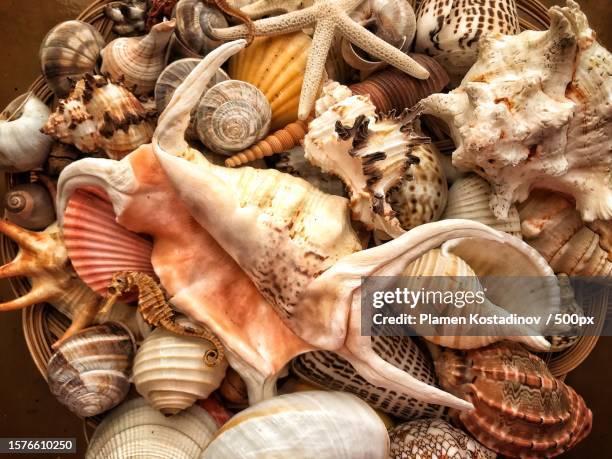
<box><xmin>0</xmin><ymin>1</ymin><xmax>609</xmax><ymax>458</ymax></box>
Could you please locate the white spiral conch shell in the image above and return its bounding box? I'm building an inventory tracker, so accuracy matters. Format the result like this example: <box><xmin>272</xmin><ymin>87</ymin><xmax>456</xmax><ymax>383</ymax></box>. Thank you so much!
<box><xmin>201</xmin><ymin>391</ymin><xmax>390</xmax><ymax>459</ymax></box>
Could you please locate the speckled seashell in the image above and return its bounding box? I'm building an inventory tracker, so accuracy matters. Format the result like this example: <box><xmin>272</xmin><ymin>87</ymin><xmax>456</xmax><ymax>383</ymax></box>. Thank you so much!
<box><xmin>40</xmin><ymin>20</ymin><xmax>105</xmax><ymax>98</ymax></box>
<box><xmin>86</xmin><ymin>397</ymin><xmax>218</xmax><ymax>458</ymax></box>
<box><xmin>389</xmin><ymin>140</ymin><xmax>447</xmax><ymax>230</ymax></box>
<box><xmin>133</xmin><ymin>325</ymin><xmax>228</xmax><ymax>415</ymax></box>
<box><xmin>442</xmin><ymin>175</ymin><xmax>522</xmax><ymax>238</ymax></box>
<box><xmin>389</xmin><ymin>419</ymin><xmax>496</xmax><ymax>459</ymax></box>
<box><xmin>292</xmin><ymin>336</ymin><xmax>448</xmax><ymax>420</ymax></box>
<box><xmin>47</xmin><ymin>323</ymin><xmax>135</xmax><ymax>417</ymax></box>
<box><xmin>276</xmin><ymin>146</ymin><xmax>345</xmax><ymax>196</ymax></box>
<box><xmin>173</xmin><ymin>0</ymin><xmax>228</xmax><ymax>58</ymax></box>
<box><xmin>0</xmin><ymin>94</ymin><xmax>52</xmax><ymax>172</ymax></box>
<box><xmin>41</xmin><ymin>73</ymin><xmax>155</xmax><ymax>160</ymax></box>
<box><xmin>415</xmin><ymin>0</ymin><xmax>520</xmax><ymax>81</ymax></box>
<box><xmin>4</xmin><ymin>183</ymin><xmax>56</xmax><ymax>231</ymax></box>
<box><xmin>155</xmin><ymin>58</ymin><xmax>228</xmax><ymax>140</ymax></box>
<box><xmin>433</xmin><ymin>342</ymin><xmax>593</xmax><ymax>458</ymax></box>
<box><xmin>195</xmin><ymin>80</ymin><xmax>271</xmax><ymax>155</ymax></box>
<box><xmin>101</xmin><ymin>20</ymin><xmax>176</xmax><ymax>96</ymax></box>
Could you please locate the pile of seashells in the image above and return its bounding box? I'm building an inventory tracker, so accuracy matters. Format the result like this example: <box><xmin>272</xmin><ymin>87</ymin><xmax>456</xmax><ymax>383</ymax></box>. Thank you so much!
<box><xmin>0</xmin><ymin>0</ymin><xmax>608</xmax><ymax>457</ymax></box>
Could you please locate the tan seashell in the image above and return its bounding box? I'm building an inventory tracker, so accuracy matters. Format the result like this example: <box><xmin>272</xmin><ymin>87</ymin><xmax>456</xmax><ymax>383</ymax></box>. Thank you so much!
<box><xmin>104</xmin><ymin>0</ymin><xmax>147</xmax><ymax>36</ymax></box>
<box><xmin>101</xmin><ymin>20</ymin><xmax>176</xmax><ymax>96</ymax></box>
<box><xmin>47</xmin><ymin>142</ymin><xmax>81</xmax><ymax>176</ymax></box>
<box><xmin>47</xmin><ymin>323</ymin><xmax>135</xmax><ymax>417</ymax></box>
<box><xmin>42</xmin><ymin>73</ymin><xmax>155</xmax><ymax>160</ymax></box>
<box><xmin>86</xmin><ymin>397</ymin><xmax>218</xmax><ymax>458</ymax></box>
<box><xmin>172</xmin><ymin>0</ymin><xmax>228</xmax><ymax>59</ymax></box>
<box><xmin>4</xmin><ymin>183</ymin><xmax>56</xmax><ymax>231</ymax></box>
<box><xmin>133</xmin><ymin>325</ymin><xmax>228</xmax><ymax>415</ymax></box>
<box><xmin>235</xmin><ymin>0</ymin><xmax>314</xmax><ymax>18</ymax></box>
<box><xmin>218</xmin><ymin>367</ymin><xmax>249</xmax><ymax>407</ymax></box>
<box><xmin>228</xmin><ymin>32</ymin><xmax>311</xmax><ymax>131</ymax></box>
<box><xmin>40</xmin><ymin>20</ymin><xmax>105</xmax><ymax>98</ymax></box>
<box><xmin>443</xmin><ymin>175</ymin><xmax>522</xmax><ymax>238</ymax></box>
<box><xmin>195</xmin><ymin>80</ymin><xmax>271</xmax><ymax>155</ymax></box>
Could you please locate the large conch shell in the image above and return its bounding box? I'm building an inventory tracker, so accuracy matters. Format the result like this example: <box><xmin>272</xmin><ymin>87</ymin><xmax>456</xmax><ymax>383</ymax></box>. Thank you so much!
<box><xmin>201</xmin><ymin>391</ymin><xmax>390</xmax><ymax>459</ymax></box>
<box><xmin>419</xmin><ymin>1</ymin><xmax>612</xmax><ymax>222</ymax></box>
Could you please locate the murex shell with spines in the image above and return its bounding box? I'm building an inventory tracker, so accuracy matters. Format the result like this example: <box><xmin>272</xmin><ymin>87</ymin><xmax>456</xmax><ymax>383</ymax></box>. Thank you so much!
<box><xmin>47</xmin><ymin>323</ymin><xmax>135</xmax><ymax>417</ymax></box>
<box><xmin>42</xmin><ymin>73</ymin><xmax>155</xmax><ymax>160</ymax></box>
<box><xmin>292</xmin><ymin>335</ymin><xmax>448</xmax><ymax>420</ymax></box>
<box><xmin>434</xmin><ymin>342</ymin><xmax>593</xmax><ymax>458</ymax></box>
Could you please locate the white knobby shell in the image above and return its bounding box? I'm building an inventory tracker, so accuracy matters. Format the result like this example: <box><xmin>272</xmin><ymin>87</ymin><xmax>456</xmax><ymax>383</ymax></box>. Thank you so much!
<box><xmin>201</xmin><ymin>391</ymin><xmax>390</xmax><ymax>458</ymax></box>
<box><xmin>133</xmin><ymin>326</ymin><xmax>228</xmax><ymax>415</ymax></box>
<box><xmin>0</xmin><ymin>94</ymin><xmax>52</xmax><ymax>171</ymax></box>
<box><xmin>196</xmin><ymin>80</ymin><xmax>271</xmax><ymax>155</ymax></box>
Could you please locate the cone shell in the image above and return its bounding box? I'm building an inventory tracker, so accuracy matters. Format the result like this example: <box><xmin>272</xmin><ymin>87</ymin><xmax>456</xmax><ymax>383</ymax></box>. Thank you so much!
<box><xmin>47</xmin><ymin>323</ymin><xmax>135</xmax><ymax>417</ymax></box>
<box><xmin>4</xmin><ymin>183</ymin><xmax>56</xmax><ymax>231</ymax></box>
<box><xmin>63</xmin><ymin>188</ymin><xmax>155</xmax><ymax>296</ymax></box>
<box><xmin>86</xmin><ymin>397</ymin><xmax>218</xmax><ymax>459</ymax></box>
<box><xmin>434</xmin><ymin>342</ymin><xmax>593</xmax><ymax>458</ymax></box>
<box><xmin>389</xmin><ymin>419</ymin><xmax>495</xmax><ymax>459</ymax></box>
<box><xmin>292</xmin><ymin>336</ymin><xmax>448</xmax><ymax>420</ymax></box>
<box><xmin>443</xmin><ymin>175</ymin><xmax>522</xmax><ymax>238</ymax></box>
<box><xmin>228</xmin><ymin>32</ymin><xmax>311</xmax><ymax>131</ymax></box>
<box><xmin>133</xmin><ymin>326</ymin><xmax>228</xmax><ymax>415</ymax></box>
<box><xmin>201</xmin><ymin>391</ymin><xmax>390</xmax><ymax>459</ymax></box>
<box><xmin>40</xmin><ymin>20</ymin><xmax>105</xmax><ymax>98</ymax></box>
<box><xmin>195</xmin><ymin>80</ymin><xmax>271</xmax><ymax>155</ymax></box>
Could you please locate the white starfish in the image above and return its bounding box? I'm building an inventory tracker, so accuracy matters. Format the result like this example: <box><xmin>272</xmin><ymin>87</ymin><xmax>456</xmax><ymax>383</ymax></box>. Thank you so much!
<box><xmin>212</xmin><ymin>0</ymin><xmax>429</xmax><ymax>119</ymax></box>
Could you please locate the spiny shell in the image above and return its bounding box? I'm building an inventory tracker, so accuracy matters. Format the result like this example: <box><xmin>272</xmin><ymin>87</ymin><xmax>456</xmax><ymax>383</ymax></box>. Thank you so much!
<box><xmin>201</xmin><ymin>391</ymin><xmax>390</xmax><ymax>459</ymax></box>
<box><xmin>292</xmin><ymin>336</ymin><xmax>448</xmax><ymax>420</ymax></box>
<box><xmin>133</xmin><ymin>326</ymin><xmax>228</xmax><ymax>415</ymax></box>
<box><xmin>442</xmin><ymin>174</ymin><xmax>522</xmax><ymax>238</ymax></box>
<box><xmin>86</xmin><ymin>397</ymin><xmax>218</xmax><ymax>458</ymax></box>
<box><xmin>4</xmin><ymin>183</ymin><xmax>55</xmax><ymax>231</ymax></box>
<box><xmin>63</xmin><ymin>188</ymin><xmax>155</xmax><ymax>296</ymax></box>
<box><xmin>42</xmin><ymin>73</ymin><xmax>155</xmax><ymax>160</ymax></box>
<box><xmin>173</xmin><ymin>0</ymin><xmax>228</xmax><ymax>58</ymax></box>
<box><xmin>228</xmin><ymin>32</ymin><xmax>311</xmax><ymax>131</ymax></box>
<box><xmin>195</xmin><ymin>80</ymin><xmax>271</xmax><ymax>155</ymax></box>
<box><xmin>389</xmin><ymin>419</ymin><xmax>495</xmax><ymax>459</ymax></box>
<box><xmin>47</xmin><ymin>323</ymin><xmax>135</xmax><ymax>417</ymax></box>
<box><xmin>0</xmin><ymin>94</ymin><xmax>52</xmax><ymax>172</ymax></box>
<box><xmin>40</xmin><ymin>20</ymin><xmax>105</xmax><ymax>98</ymax></box>
<box><xmin>434</xmin><ymin>342</ymin><xmax>593</xmax><ymax>458</ymax></box>
<box><xmin>389</xmin><ymin>140</ymin><xmax>448</xmax><ymax>230</ymax></box>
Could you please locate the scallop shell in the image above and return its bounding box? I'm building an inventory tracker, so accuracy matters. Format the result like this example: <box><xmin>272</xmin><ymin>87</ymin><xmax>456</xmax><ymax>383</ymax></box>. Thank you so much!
<box><xmin>389</xmin><ymin>419</ymin><xmax>496</xmax><ymax>459</ymax></box>
<box><xmin>442</xmin><ymin>175</ymin><xmax>522</xmax><ymax>238</ymax></box>
<box><xmin>228</xmin><ymin>32</ymin><xmax>311</xmax><ymax>131</ymax></box>
<box><xmin>195</xmin><ymin>80</ymin><xmax>271</xmax><ymax>155</ymax></box>
<box><xmin>86</xmin><ymin>397</ymin><xmax>218</xmax><ymax>459</ymax></box>
<box><xmin>101</xmin><ymin>20</ymin><xmax>176</xmax><ymax>96</ymax></box>
<box><xmin>0</xmin><ymin>93</ymin><xmax>52</xmax><ymax>172</ymax></box>
<box><xmin>40</xmin><ymin>20</ymin><xmax>105</xmax><ymax>98</ymax></box>
<box><xmin>433</xmin><ymin>342</ymin><xmax>593</xmax><ymax>458</ymax></box>
<box><xmin>42</xmin><ymin>73</ymin><xmax>155</xmax><ymax>160</ymax></box>
<box><xmin>201</xmin><ymin>391</ymin><xmax>390</xmax><ymax>459</ymax></box>
<box><xmin>172</xmin><ymin>0</ymin><xmax>228</xmax><ymax>59</ymax></box>
<box><xmin>292</xmin><ymin>336</ymin><xmax>448</xmax><ymax>420</ymax></box>
<box><xmin>4</xmin><ymin>183</ymin><xmax>56</xmax><ymax>231</ymax></box>
<box><xmin>133</xmin><ymin>326</ymin><xmax>228</xmax><ymax>415</ymax></box>
<box><xmin>47</xmin><ymin>323</ymin><xmax>135</xmax><ymax>417</ymax></box>
<box><xmin>63</xmin><ymin>188</ymin><xmax>155</xmax><ymax>296</ymax></box>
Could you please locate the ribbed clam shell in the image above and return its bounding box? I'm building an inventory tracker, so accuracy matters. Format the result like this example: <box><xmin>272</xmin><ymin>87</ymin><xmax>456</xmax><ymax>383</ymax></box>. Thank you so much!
<box><xmin>133</xmin><ymin>327</ymin><xmax>228</xmax><ymax>415</ymax></box>
<box><xmin>228</xmin><ymin>32</ymin><xmax>311</xmax><ymax>131</ymax></box>
<box><xmin>389</xmin><ymin>419</ymin><xmax>495</xmax><ymax>459</ymax></box>
<box><xmin>63</xmin><ymin>188</ymin><xmax>155</xmax><ymax>296</ymax></box>
<box><xmin>86</xmin><ymin>397</ymin><xmax>218</xmax><ymax>459</ymax></box>
<box><xmin>292</xmin><ymin>336</ymin><xmax>447</xmax><ymax>420</ymax></box>
<box><xmin>40</xmin><ymin>20</ymin><xmax>105</xmax><ymax>98</ymax></box>
<box><xmin>195</xmin><ymin>80</ymin><xmax>271</xmax><ymax>155</ymax></box>
<box><xmin>47</xmin><ymin>323</ymin><xmax>135</xmax><ymax>417</ymax></box>
<box><xmin>442</xmin><ymin>175</ymin><xmax>522</xmax><ymax>237</ymax></box>
<box><xmin>4</xmin><ymin>183</ymin><xmax>55</xmax><ymax>231</ymax></box>
<box><xmin>201</xmin><ymin>391</ymin><xmax>390</xmax><ymax>459</ymax></box>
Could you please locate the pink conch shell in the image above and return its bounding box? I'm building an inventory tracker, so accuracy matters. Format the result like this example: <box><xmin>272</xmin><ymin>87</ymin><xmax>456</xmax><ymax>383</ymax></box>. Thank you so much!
<box><xmin>63</xmin><ymin>189</ymin><xmax>155</xmax><ymax>296</ymax></box>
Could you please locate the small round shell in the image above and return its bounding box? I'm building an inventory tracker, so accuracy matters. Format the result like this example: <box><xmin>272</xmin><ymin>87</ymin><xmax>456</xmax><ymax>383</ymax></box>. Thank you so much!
<box><xmin>4</xmin><ymin>183</ymin><xmax>56</xmax><ymax>231</ymax></box>
<box><xmin>196</xmin><ymin>80</ymin><xmax>271</xmax><ymax>155</ymax></box>
<box><xmin>47</xmin><ymin>323</ymin><xmax>135</xmax><ymax>418</ymax></box>
<box><xmin>40</xmin><ymin>20</ymin><xmax>105</xmax><ymax>98</ymax></box>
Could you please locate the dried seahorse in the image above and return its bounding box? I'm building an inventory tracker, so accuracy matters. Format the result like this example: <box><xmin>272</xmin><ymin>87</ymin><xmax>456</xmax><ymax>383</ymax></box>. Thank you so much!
<box><xmin>102</xmin><ymin>271</ymin><xmax>225</xmax><ymax>366</ymax></box>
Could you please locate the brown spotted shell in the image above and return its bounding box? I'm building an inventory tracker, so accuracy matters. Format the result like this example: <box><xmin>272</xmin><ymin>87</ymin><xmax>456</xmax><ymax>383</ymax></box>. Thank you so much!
<box><xmin>433</xmin><ymin>342</ymin><xmax>593</xmax><ymax>458</ymax></box>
